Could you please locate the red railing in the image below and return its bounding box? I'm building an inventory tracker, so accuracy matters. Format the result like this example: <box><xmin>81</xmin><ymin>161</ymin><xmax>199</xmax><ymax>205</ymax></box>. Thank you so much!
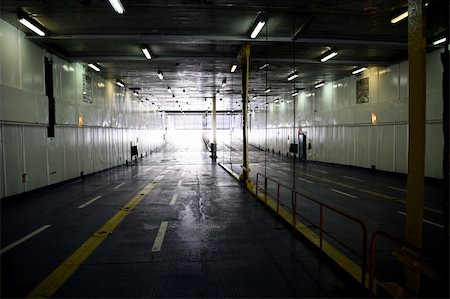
<box><xmin>256</xmin><ymin>172</ymin><xmax>368</xmax><ymax>288</ymax></box>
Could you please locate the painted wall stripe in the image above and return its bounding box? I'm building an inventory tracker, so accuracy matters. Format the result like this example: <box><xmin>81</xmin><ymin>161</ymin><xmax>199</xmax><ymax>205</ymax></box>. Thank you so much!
<box><xmin>151</xmin><ymin>221</ymin><xmax>169</xmax><ymax>252</ymax></box>
<box><xmin>169</xmin><ymin>194</ymin><xmax>178</xmax><ymax>206</ymax></box>
<box><xmin>113</xmin><ymin>182</ymin><xmax>125</xmax><ymax>189</ymax></box>
<box><xmin>78</xmin><ymin>195</ymin><xmax>103</xmax><ymax>209</ymax></box>
<box><xmin>331</xmin><ymin>188</ymin><xmax>357</xmax><ymax>199</ymax></box>
<box><xmin>397</xmin><ymin>211</ymin><xmax>444</xmax><ymax>229</ymax></box>
<box><xmin>26</xmin><ymin>173</ymin><xmax>165</xmax><ymax>298</ymax></box>
<box><xmin>1</xmin><ymin>225</ymin><xmax>51</xmax><ymax>255</ymax></box>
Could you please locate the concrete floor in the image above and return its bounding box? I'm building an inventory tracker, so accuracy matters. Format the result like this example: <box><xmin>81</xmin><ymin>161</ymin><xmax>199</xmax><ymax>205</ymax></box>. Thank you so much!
<box><xmin>1</xmin><ymin>135</ymin><xmax>362</xmax><ymax>298</ymax></box>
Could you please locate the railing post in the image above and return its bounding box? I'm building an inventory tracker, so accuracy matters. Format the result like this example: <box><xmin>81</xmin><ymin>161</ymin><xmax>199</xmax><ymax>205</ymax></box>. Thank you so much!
<box><xmin>369</xmin><ymin>232</ymin><xmax>378</xmax><ymax>296</ymax></box>
<box><xmin>362</xmin><ymin>225</ymin><xmax>368</xmax><ymax>292</ymax></box>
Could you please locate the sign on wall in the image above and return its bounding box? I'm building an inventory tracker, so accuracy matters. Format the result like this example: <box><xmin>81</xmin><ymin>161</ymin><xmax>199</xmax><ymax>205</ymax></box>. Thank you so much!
<box><xmin>82</xmin><ymin>74</ymin><xmax>93</xmax><ymax>103</ymax></box>
<box><xmin>356</xmin><ymin>77</ymin><xmax>369</xmax><ymax>104</ymax></box>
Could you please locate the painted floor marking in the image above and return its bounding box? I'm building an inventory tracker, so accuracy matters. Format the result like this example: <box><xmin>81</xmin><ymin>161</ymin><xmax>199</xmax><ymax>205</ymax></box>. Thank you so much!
<box><xmin>343</xmin><ymin>176</ymin><xmax>365</xmax><ymax>182</ymax></box>
<box><xmin>389</xmin><ymin>186</ymin><xmax>406</xmax><ymax>192</ymax></box>
<box><xmin>152</xmin><ymin>221</ymin><xmax>169</xmax><ymax>252</ymax></box>
<box><xmin>78</xmin><ymin>195</ymin><xmax>103</xmax><ymax>209</ymax></box>
<box><xmin>311</xmin><ymin>169</ymin><xmax>329</xmax><ymax>174</ymax></box>
<box><xmin>26</xmin><ymin>172</ymin><xmax>166</xmax><ymax>298</ymax></box>
<box><xmin>331</xmin><ymin>189</ymin><xmax>357</xmax><ymax>199</ymax></box>
<box><xmin>177</xmin><ymin>180</ymin><xmax>183</xmax><ymax>187</ymax></box>
<box><xmin>278</xmin><ymin>170</ymin><xmax>287</xmax><ymax>175</ymax></box>
<box><xmin>1</xmin><ymin>225</ymin><xmax>51</xmax><ymax>255</ymax></box>
<box><xmin>169</xmin><ymin>194</ymin><xmax>178</xmax><ymax>206</ymax></box>
<box><xmin>397</xmin><ymin>211</ymin><xmax>444</xmax><ymax>229</ymax></box>
<box><xmin>298</xmin><ymin>177</ymin><xmax>313</xmax><ymax>184</ymax></box>
<box><xmin>113</xmin><ymin>182</ymin><xmax>125</xmax><ymax>189</ymax></box>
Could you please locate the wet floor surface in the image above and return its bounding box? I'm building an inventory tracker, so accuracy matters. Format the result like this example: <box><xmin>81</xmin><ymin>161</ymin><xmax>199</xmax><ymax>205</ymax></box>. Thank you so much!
<box><xmin>218</xmin><ymin>138</ymin><xmax>448</xmax><ymax>295</ymax></box>
<box><xmin>1</xmin><ymin>135</ymin><xmax>362</xmax><ymax>298</ymax></box>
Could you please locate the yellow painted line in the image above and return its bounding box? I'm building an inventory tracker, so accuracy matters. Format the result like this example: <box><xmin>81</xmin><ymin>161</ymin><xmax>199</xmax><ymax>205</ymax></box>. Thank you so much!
<box><xmin>151</xmin><ymin>221</ymin><xmax>169</xmax><ymax>252</ymax></box>
<box><xmin>26</xmin><ymin>172</ymin><xmax>166</xmax><ymax>298</ymax></box>
<box><xmin>396</xmin><ymin>199</ymin><xmax>444</xmax><ymax>215</ymax></box>
<box><xmin>250</xmin><ymin>187</ymin><xmax>367</xmax><ymax>286</ymax></box>
<box><xmin>357</xmin><ymin>189</ymin><xmax>395</xmax><ymax>201</ymax></box>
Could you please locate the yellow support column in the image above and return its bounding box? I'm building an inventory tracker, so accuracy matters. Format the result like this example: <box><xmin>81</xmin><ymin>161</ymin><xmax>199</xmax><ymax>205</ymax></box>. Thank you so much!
<box><xmin>405</xmin><ymin>0</ymin><xmax>426</xmax><ymax>294</ymax></box>
<box><xmin>239</xmin><ymin>44</ymin><xmax>253</xmax><ymax>189</ymax></box>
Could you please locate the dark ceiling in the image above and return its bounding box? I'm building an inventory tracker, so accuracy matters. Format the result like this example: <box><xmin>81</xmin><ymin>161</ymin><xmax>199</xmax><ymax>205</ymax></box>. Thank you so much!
<box><xmin>1</xmin><ymin>0</ymin><xmax>448</xmax><ymax>112</ymax></box>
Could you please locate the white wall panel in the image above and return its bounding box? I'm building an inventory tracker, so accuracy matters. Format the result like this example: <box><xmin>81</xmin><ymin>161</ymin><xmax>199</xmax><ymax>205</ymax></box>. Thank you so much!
<box><xmin>0</xmin><ymin>19</ymin><xmax>21</xmax><ymax>89</ymax></box>
<box><xmin>20</xmin><ymin>38</ymin><xmax>44</xmax><ymax>94</ymax></box>
<box><xmin>378</xmin><ymin>126</ymin><xmax>395</xmax><ymax>172</ymax></box>
<box><xmin>3</xmin><ymin>125</ymin><xmax>25</xmax><ymax>196</ymax></box>
<box><xmin>369</xmin><ymin>126</ymin><xmax>378</xmax><ymax>168</ymax></box>
<box><xmin>23</xmin><ymin>126</ymin><xmax>47</xmax><ymax>191</ymax></box>
<box><xmin>378</xmin><ymin>65</ymin><xmax>399</xmax><ymax>103</ymax></box>
<box><xmin>425</xmin><ymin>123</ymin><xmax>443</xmax><ymax>178</ymax></box>
<box><xmin>395</xmin><ymin>125</ymin><xmax>408</xmax><ymax>174</ymax></box>
<box><xmin>355</xmin><ymin>126</ymin><xmax>369</xmax><ymax>168</ymax></box>
<box><xmin>64</xmin><ymin>127</ymin><xmax>79</xmax><ymax>179</ymax></box>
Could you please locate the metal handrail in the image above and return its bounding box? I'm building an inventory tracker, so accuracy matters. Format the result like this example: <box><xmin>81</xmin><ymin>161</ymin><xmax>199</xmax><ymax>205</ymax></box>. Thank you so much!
<box><xmin>256</xmin><ymin>172</ymin><xmax>368</xmax><ymax>288</ymax></box>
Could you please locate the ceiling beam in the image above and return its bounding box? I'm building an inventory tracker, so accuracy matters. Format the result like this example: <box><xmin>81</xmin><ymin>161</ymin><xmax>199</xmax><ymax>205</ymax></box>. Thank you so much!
<box><xmin>26</xmin><ymin>34</ymin><xmax>408</xmax><ymax>47</ymax></box>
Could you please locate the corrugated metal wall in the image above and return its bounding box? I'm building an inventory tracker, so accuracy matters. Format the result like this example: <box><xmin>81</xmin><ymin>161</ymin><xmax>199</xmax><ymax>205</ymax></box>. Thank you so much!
<box><xmin>250</xmin><ymin>50</ymin><xmax>444</xmax><ymax>178</ymax></box>
<box><xmin>0</xmin><ymin>19</ymin><xmax>166</xmax><ymax>198</ymax></box>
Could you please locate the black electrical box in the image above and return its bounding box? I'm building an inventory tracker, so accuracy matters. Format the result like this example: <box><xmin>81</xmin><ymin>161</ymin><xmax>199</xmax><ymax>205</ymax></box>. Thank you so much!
<box><xmin>289</xmin><ymin>143</ymin><xmax>298</xmax><ymax>153</ymax></box>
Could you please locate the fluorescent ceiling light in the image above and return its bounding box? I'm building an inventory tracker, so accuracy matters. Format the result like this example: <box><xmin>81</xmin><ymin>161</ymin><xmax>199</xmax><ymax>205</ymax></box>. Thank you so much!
<box><xmin>116</xmin><ymin>80</ymin><xmax>124</xmax><ymax>87</ymax></box>
<box><xmin>108</xmin><ymin>0</ymin><xmax>124</xmax><ymax>14</ymax></box>
<box><xmin>88</xmin><ymin>63</ymin><xmax>100</xmax><ymax>72</ymax></box>
<box><xmin>251</xmin><ymin>21</ymin><xmax>265</xmax><ymax>38</ymax></box>
<box><xmin>157</xmin><ymin>70</ymin><xmax>164</xmax><ymax>80</ymax></box>
<box><xmin>133</xmin><ymin>91</ymin><xmax>139</xmax><ymax>96</ymax></box>
<box><xmin>264</xmin><ymin>103</ymin><xmax>269</xmax><ymax>107</ymax></box>
<box><xmin>314</xmin><ymin>81</ymin><xmax>325</xmax><ymax>89</ymax></box>
<box><xmin>222</xmin><ymin>78</ymin><xmax>227</xmax><ymax>88</ymax></box>
<box><xmin>264</xmin><ymin>87</ymin><xmax>271</xmax><ymax>93</ymax></box>
<box><xmin>352</xmin><ymin>67</ymin><xmax>367</xmax><ymax>75</ymax></box>
<box><xmin>167</xmin><ymin>86</ymin><xmax>172</xmax><ymax>93</ymax></box>
<box><xmin>18</xmin><ymin>17</ymin><xmax>45</xmax><ymax>36</ymax></box>
<box><xmin>141</xmin><ymin>46</ymin><xmax>151</xmax><ymax>60</ymax></box>
<box><xmin>231</xmin><ymin>65</ymin><xmax>237</xmax><ymax>73</ymax></box>
<box><xmin>391</xmin><ymin>11</ymin><xmax>408</xmax><ymax>24</ymax></box>
<box><xmin>320</xmin><ymin>49</ymin><xmax>338</xmax><ymax>62</ymax></box>
<box><xmin>432</xmin><ymin>37</ymin><xmax>446</xmax><ymax>46</ymax></box>
<box><xmin>291</xmin><ymin>90</ymin><xmax>299</xmax><ymax>97</ymax></box>
<box><xmin>287</xmin><ymin>71</ymin><xmax>299</xmax><ymax>81</ymax></box>
<box><xmin>259</xmin><ymin>63</ymin><xmax>269</xmax><ymax>70</ymax></box>
<box><xmin>274</xmin><ymin>98</ymin><xmax>280</xmax><ymax>103</ymax></box>
<box><xmin>252</xmin><ymin>95</ymin><xmax>257</xmax><ymax>100</ymax></box>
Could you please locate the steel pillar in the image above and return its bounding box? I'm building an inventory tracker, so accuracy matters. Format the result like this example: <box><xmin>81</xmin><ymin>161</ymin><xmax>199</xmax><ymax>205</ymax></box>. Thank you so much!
<box><xmin>239</xmin><ymin>44</ymin><xmax>253</xmax><ymax>189</ymax></box>
<box><xmin>405</xmin><ymin>0</ymin><xmax>426</xmax><ymax>294</ymax></box>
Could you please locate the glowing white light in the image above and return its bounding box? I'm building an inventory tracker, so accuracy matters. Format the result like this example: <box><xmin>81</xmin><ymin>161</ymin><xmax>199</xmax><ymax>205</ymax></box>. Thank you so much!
<box><xmin>88</xmin><ymin>63</ymin><xmax>100</xmax><ymax>72</ymax></box>
<box><xmin>19</xmin><ymin>18</ymin><xmax>45</xmax><ymax>36</ymax></box>
<box><xmin>320</xmin><ymin>51</ymin><xmax>338</xmax><ymax>62</ymax></box>
<box><xmin>250</xmin><ymin>21</ymin><xmax>265</xmax><ymax>38</ymax></box>
<box><xmin>108</xmin><ymin>0</ymin><xmax>124</xmax><ymax>14</ymax></box>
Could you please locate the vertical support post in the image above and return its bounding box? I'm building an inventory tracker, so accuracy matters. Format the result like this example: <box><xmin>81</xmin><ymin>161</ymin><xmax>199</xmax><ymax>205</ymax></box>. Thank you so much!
<box><xmin>210</xmin><ymin>95</ymin><xmax>217</xmax><ymax>159</ymax></box>
<box><xmin>239</xmin><ymin>44</ymin><xmax>253</xmax><ymax>189</ymax></box>
<box><xmin>405</xmin><ymin>0</ymin><xmax>426</xmax><ymax>294</ymax></box>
